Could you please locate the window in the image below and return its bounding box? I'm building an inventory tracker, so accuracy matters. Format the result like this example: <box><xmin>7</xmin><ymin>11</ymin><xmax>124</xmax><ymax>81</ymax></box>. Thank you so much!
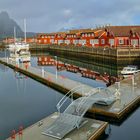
<box><xmin>82</xmin><ymin>34</ymin><xmax>85</xmax><ymax>37</ymax></box>
<box><xmin>42</xmin><ymin>36</ymin><xmax>44</xmax><ymax>38</ymax></box>
<box><xmin>79</xmin><ymin>39</ymin><xmax>86</xmax><ymax>45</ymax></box>
<box><xmin>88</xmin><ymin>34</ymin><xmax>90</xmax><ymax>37</ymax></box>
<box><xmin>85</xmin><ymin>34</ymin><xmax>87</xmax><ymax>37</ymax></box>
<box><xmin>118</xmin><ymin>39</ymin><xmax>124</xmax><ymax>44</ymax></box>
<box><xmin>58</xmin><ymin>40</ymin><xmax>63</xmax><ymax>44</ymax></box>
<box><xmin>73</xmin><ymin>40</ymin><xmax>79</xmax><ymax>44</ymax></box>
<box><xmin>65</xmin><ymin>40</ymin><xmax>70</xmax><ymax>44</ymax></box>
<box><xmin>91</xmin><ymin>39</ymin><xmax>99</xmax><ymax>44</ymax></box>
<box><xmin>44</xmin><ymin>39</ymin><xmax>47</xmax><ymax>43</ymax></box>
<box><xmin>91</xmin><ymin>33</ymin><xmax>94</xmax><ymax>37</ymax></box>
<box><xmin>101</xmin><ymin>39</ymin><xmax>105</xmax><ymax>44</ymax></box>
<box><xmin>50</xmin><ymin>39</ymin><xmax>54</xmax><ymax>44</ymax></box>
<box><xmin>131</xmin><ymin>39</ymin><xmax>138</xmax><ymax>46</ymax></box>
<box><xmin>90</xmin><ymin>39</ymin><xmax>94</xmax><ymax>45</ymax></box>
<box><xmin>109</xmin><ymin>39</ymin><xmax>114</xmax><ymax>46</ymax></box>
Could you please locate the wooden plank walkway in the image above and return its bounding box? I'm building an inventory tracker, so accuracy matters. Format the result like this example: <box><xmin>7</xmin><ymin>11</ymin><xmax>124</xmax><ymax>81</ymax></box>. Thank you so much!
<box><xmin>0</xmin><ymin>57</ymin><xmax>140</xmax><ymax>121</ymax></box>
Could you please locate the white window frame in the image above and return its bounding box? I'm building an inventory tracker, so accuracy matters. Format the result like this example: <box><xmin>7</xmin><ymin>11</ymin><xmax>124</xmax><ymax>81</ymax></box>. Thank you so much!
<box><xmin>50</xmin><ymin>39</ymin><xmax>54</xmax><ymax>44</ymax></box>
<box><xmin>65</xmin><ymin>40</ymin><xmax>70</xmax><ymax>44</ymax></box>
<box><xmin>109</xmin><ymin>39</ymin><xmax>114</xmax><ymax>46</ymax></box>
<box><xmin>79</xmin><ymin>39</ymin><xmax>86</xmax><ymax>45</ymax></box>
<box><xmin>92</xmin><ymin>39</ymin><xmax>99</xmax><ymax>44</ymax></box>
<box><xmin>91</xmin><ymin>33</ymin><xmax>94</xmax><ymax>37</ymax></box>
<box><xmin>88</xmin><ymin>34</ymin><xmax>90</xmax><ymax>37</ymax></box>
<box><xmin>131</xmin><ymin>39</ymin><xmax>138</xmax><ymax>46</ymax></box>
<box><xmin>118</xmin><ymin>38</ymin><xmax>124</xmax><ymax>44</ymax></box>
<box><xmin>58</xmin><ymin>40</ymin><xmax>63</xmax><ymax>44</ymax></box>
<box><xmin>73</xmin><ymin>40</ymin><xmax>79</xmax><ymax>44</ymax></box>
<box><xmin>101</xmin><ymin>39</ymin><xmax>105</xmax><ymax>44</ymax></box>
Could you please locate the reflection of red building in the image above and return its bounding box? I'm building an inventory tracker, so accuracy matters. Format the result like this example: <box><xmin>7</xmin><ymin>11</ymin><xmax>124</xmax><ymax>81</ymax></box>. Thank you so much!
<box><xmin>65</xmin><ymin>64</ymin><xmax>79</xmax><ymax>73</ymax></box>
<box><xmin>37</xmin><ymin>56</ymin><xmax>65</xmax><ymax>70</ymax></box>
<box><xmin>36</xmin><ymin>26</ymin><xmax>140</xmax><ymax>47</ymax></box>
<box><xmin>38</xmin><ymin>56</ymin><xmax>55</xmax><ymax>65</ymax></box>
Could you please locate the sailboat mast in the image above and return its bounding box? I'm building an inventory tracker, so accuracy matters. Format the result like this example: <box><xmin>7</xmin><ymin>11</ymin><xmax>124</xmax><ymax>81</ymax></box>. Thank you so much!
<box><xmin>14</xmin><ymin>26</ymin><xmax>16</xmax><ymax>43</ymax></box>
<box><xmin>24</xmin><ymin>19</ymin><xmax>27</xmax><ymax>44</ymax></box>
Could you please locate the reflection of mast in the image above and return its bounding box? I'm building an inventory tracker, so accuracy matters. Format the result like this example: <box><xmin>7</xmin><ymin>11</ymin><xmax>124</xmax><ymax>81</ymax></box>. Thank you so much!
<box><xmin>15</xmin><ymin>71</ymin><xmax>27</xmax><ymax>94</ymax></box>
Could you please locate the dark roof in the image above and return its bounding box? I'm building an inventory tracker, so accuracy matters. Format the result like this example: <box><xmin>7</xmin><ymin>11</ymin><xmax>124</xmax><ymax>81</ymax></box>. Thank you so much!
<box><xmin>105</xmin><ymin>26</ymin><xmax>140</xmax><ymax>37</ymax></box>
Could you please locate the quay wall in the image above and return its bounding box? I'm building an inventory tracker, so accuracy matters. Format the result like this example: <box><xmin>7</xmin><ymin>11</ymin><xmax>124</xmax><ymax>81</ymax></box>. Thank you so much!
<box><xmin>29</xmin><ymin>45</ymin><xmax>140</xmax><ymax>66</ymax></box>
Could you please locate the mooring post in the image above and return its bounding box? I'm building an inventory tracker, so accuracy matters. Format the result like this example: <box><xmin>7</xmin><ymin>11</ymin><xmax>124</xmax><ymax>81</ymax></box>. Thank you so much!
<box><xmin>41</xmin><ymin>67</ymin><xmax>44</xmax><ymax>77</ymax></box>
<box><xmin>132</xmin><ymin>75</ymin><xmax>135</xmax><ymax>86</ymax></box>
<box><xmin>11</xmin><ymin>130</ymin><xmax>16</xmax><ymax>139</ymax></box>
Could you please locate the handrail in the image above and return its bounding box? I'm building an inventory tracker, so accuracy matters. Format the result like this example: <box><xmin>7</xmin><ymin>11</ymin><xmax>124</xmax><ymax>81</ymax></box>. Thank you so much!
<box><xmin>76</xmin><ymin>87</ymin><xmax>101</xmax><ymax>116</ymax></box>
<box><xmin>56</xmin><ymin>85</ymin><xmax>86</xmax><ymax>112</ymax></box>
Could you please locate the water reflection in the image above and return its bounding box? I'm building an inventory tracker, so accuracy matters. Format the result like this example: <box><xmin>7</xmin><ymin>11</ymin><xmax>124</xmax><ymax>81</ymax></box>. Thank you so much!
<box><xmin>0</xmin><ymin>63</ymin><xmax>8</xmax><ymax>72</ymax></box>
<box><xmin>0</xmin><ymin>50</ymin><xmax>140</xmax><ymax>140</ymax></box>
<box><xmin>0</xmin><ymin>68</ymin><xmax>64</xmax><ymax>140</ymax></box>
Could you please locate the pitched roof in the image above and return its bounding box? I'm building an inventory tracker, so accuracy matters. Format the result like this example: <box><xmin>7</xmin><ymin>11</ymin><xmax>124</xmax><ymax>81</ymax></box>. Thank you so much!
<box><xmin>105</xmin><ymin>26</ymin><xmax>140</xmax><ymax>37</ymax></box>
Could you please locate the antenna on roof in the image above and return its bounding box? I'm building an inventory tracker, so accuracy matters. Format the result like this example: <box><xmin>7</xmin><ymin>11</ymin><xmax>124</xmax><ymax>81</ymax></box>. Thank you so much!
<box><xmin>95</xmin><ymin>24</ymin><xmax>98</xmax><ymax>29</ymax></box>
<box><xmin>98</xmin><ymin>24</ymin><xmax>102</xmax><ymax>29</ymax></box>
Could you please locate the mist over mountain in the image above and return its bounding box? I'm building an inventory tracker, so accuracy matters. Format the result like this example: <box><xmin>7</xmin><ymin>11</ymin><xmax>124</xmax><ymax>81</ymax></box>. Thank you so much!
<box><xmin>0</xmin><ymin>11</ymin><xmax>35</xmax><ymax>40</ymax></box>
<box><xmin>58</xmin><ymin>26</ymin><xmax>85</xmax><ymax>32</ymax></box>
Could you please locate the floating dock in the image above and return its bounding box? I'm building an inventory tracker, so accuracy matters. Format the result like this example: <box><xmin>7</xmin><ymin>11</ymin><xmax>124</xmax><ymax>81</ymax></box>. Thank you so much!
<box><xmin>89</xmin><ymin>75</ymin><xmax>140</xmax><ymax>120</ymax></box>
<box><xmin>6</xmin><ymin>112</ymin><xmax>108</xmax><ymax>140</ymax></box>
<box><xmin>0</xmin><ymin>57</ymin><xmax>140</xmax><ymax>121</ymax></box>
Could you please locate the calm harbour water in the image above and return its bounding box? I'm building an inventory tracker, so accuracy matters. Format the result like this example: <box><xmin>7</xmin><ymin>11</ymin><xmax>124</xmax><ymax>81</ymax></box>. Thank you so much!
<box><xmin>0</xmin><ymin>50</ymin><xmax>140</xmax><ymax>140</ymax></box>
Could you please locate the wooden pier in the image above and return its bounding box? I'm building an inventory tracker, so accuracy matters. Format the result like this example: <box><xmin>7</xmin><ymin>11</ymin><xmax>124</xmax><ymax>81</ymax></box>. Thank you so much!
<box><xmin>0</xmin><ymin>57</ymin><xmax>140</xmax><ymax>121</ymax></box>
<box><xmin>6</xmin><ymin>112</ymin><xmax>108</xmax><ymax>140</ymax></box>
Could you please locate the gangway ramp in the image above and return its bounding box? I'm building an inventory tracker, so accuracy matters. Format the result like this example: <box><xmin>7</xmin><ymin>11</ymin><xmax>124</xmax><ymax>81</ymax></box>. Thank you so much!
<box><xmin>42</xmin><ymin>113</ymin><xmax>81</xmax><ymax>139</ymax></box>
<box><xmin>42</xmin><ymin>86</ymin><xmax>117</xmax><ymax>139</ymax></box>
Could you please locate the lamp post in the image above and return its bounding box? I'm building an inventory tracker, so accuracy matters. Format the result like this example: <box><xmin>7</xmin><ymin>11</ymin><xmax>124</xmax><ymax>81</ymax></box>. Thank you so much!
<box><xmin>54</xmin><ymin>56</ymin><xmax>58</xmax><ymax>80</ymax></box>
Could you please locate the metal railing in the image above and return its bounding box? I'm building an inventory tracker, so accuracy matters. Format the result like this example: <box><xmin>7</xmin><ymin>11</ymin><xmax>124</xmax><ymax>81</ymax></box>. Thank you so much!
<box><xmin>56</xmin><ymin>85</ymin><xmax>88</xmax><ymax>113</ymax></box>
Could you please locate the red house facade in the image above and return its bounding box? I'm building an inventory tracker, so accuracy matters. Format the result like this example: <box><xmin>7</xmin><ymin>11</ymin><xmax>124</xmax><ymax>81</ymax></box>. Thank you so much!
<box><xmin>36</xmin><ymin>26</ymin><xmax>140</xmax><ymax>48</ymax></box>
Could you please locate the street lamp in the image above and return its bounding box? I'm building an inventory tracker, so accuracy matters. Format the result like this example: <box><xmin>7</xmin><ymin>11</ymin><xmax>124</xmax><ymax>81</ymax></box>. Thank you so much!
<box><xmin>54</xmin><ymin>56</ymin><xmax>58</xmax><ymax>79</ymax></box>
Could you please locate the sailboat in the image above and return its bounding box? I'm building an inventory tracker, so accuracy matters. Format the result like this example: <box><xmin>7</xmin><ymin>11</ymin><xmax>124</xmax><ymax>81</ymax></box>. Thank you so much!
<box><xmin>8</xmin><ymin>19</ymin><xmax>29</xmax><ymax>52</ymax></box>
<box><xmin>9</xmin><ymin>19</ymin><xmax>31</xmax><ymax>63</ymax></box>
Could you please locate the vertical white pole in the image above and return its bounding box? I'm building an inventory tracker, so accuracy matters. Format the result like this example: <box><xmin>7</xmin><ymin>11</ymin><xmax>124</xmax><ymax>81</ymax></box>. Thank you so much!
<box><xmin>42</xmin><ymin>67</ymin><xmax>44</xmax><ymax>77</ymax></box>
<box><xmin>132</xmin><ymin>75</ymin><xmax>135</xmax><ymax>86</ymax></box>
<box><xmin>55</xmin><ymin>56</ymin><xmax>58</xmax><ymax>80</ymax></box>
<box><xmin>24</xmin><ymin>19</ymin><xmax>26</xmax><ymax>44</ymax></box>
<box><xmin>14</xmin><ymin>27</ymin><xmax>16</xmax><ymax>43</ymax></box>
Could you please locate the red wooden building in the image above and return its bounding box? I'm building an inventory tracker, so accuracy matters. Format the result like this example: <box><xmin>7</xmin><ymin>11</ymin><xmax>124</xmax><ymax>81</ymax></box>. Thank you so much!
<box><xmin>36</xmin><ymin>26</ymin><xmax>140</xmax><ymax>48</ymax></box>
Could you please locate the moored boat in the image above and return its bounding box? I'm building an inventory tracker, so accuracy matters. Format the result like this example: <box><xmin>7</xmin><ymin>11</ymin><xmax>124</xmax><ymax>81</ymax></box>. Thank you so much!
<box><xmin>121</xmin><ymin>65</ymin><xmax>140</xmax><ymax>77</ymax></box>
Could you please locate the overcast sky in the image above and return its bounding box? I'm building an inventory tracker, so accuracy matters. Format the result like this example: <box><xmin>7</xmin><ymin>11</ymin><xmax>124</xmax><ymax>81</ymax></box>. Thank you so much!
<box><xmin>0</xmin><ymin>0</ymin><xmax>140</xmax><ymax>33</ymax></box>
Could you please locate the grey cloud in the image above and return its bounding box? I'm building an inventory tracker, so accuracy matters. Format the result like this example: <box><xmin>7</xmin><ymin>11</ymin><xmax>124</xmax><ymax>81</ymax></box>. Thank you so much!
<box><xmin>0</xmin><ymin>0</ymin><xmax>140</xmax><ymax>32</ymax></box>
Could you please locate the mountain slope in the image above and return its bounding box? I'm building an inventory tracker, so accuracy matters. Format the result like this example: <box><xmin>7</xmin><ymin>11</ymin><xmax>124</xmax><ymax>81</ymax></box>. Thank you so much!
<box><xmin>0</xmin><ymin>11</ymin><xmax>36</xmax><ymax>39</ymax></box>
